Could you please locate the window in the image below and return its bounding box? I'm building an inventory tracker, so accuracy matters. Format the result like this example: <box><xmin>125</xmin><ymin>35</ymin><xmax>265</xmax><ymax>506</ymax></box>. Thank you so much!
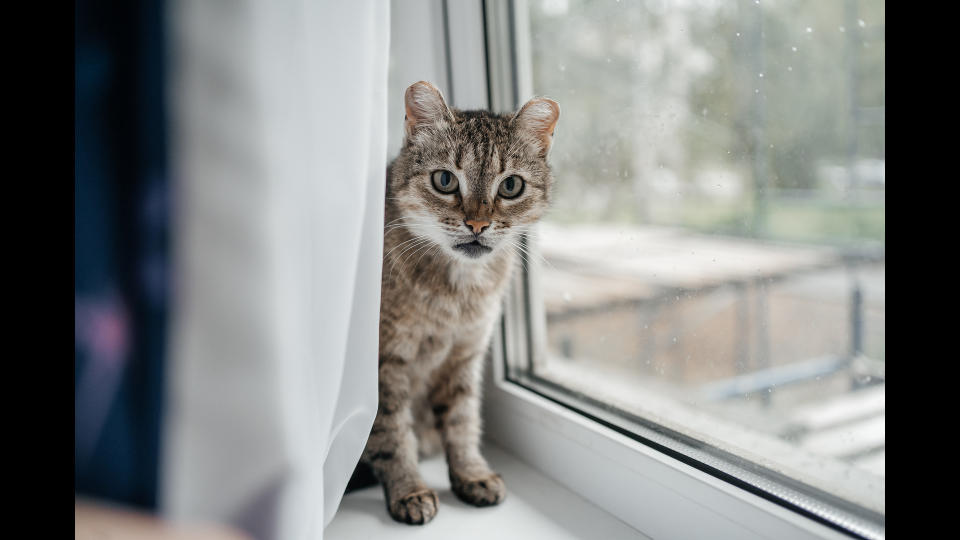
<box><xmin>483</xmin><ymin>1</ymin><xmax>884</xmax><ymax>539</ymax></box>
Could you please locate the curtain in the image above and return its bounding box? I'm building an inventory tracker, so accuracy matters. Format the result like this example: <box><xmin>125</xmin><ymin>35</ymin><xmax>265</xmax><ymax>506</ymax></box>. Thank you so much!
<box><xmin>161</xmin><ymin>1</ymin><xmax>390</xmax><ymax>538</ymax></box>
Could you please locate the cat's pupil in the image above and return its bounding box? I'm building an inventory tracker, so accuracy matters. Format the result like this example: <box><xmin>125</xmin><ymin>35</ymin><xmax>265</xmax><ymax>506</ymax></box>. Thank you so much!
<box><xmin>504</xmin><ymin>177</ymin><xmax>514</xmax><ymax>191</ymax></box>
<box><xmin>441</xmin><ymin>171</ymin><xmax>451</xmax><ymax>187</ymax></box>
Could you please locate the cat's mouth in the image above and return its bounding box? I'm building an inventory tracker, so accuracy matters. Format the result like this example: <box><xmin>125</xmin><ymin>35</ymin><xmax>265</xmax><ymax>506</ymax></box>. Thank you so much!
<box><xmin>453</xmin><ymin>240</ymin><xmax>493</xmax><ymax>258</ymax></box>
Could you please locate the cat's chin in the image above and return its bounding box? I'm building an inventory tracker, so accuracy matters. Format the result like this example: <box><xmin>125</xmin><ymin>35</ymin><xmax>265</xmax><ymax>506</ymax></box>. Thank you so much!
<box><xmin>452</xmin><ymin>240</ymin><xmax>493</xmax><ymax>259</ymax></box>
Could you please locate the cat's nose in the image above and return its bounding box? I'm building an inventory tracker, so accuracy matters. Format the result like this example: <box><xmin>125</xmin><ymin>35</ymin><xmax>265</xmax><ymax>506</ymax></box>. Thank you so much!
<box><xmin>464</xmin><ymin>219</ymin><xmax>491</xmax><ymax>234</ymax></box>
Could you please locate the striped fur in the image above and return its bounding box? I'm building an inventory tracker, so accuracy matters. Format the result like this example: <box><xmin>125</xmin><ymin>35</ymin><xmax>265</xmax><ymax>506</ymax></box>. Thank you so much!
<box><xmin>361</xmin><ymin>81</ymin><xmax>559</xmax><ymax>525</ymax></box>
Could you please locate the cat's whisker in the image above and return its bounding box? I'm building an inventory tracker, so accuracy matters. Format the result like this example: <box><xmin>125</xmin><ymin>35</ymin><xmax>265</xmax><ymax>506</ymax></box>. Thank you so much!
<box><xmin>384</xmin><ymin>216</ymin><xmax>415</xmax><ymax>230</ymax></box>
<box><xmin>411</xmin><ymin>243</ymin><xmax>444</xmax><ymax>272</ymax></box>
<box><xmin>384</xmin><ymin>222</ymin><xmax>413</xmax><ymax>231</ymax></box>
<box><xmin>413</xmin><ymin>244</ymin><xmax>443</xmax><ymax>268</ymax></box>
<box><xmin>527</xmin><ymin>247</ymin><xmax>554</xmax><ymax>270</ymax></box>
<box><xmin>384</xmin><ymin>216</ymin><xmax>408</xmax><ymax>225</ymax></box>
<box><xmin>520</xmin><ymin>242</ymin><xmax>551</xmax><ymax>271</ymax></box>
<box><xmin>501</xmin><ymin>235</ymin><xmax>551</xmax><ymax>272</ymax></box>
<box><xmin>387</xmin><ymin>240</ymin><xmax>434</xmax><ymax>280</ymax></box>
<box><xmin>398</xmin><ymin>238</ymin><xmax>440</xmax><ymax>273</ymax></box>
<box><xmin>384</xmin><ymin>224</ymin><xmax>415</xmax><ymax>235</ymax></box>
<box><xmin>510</xmin><ymin>231</ymin><xmax>555</xmax><ymax>270</ymax></box>
<box><xmin>390</xmin><ymin>237</ymin><xmax>433</xmax><ymax>265</ymax></box>
<box><xmin>395</xmin><ymin>234</ymin><xmax>435</xmax><ymax>260</ymax></box>
<box><xmin>503</xmin><ymin>240</ymin><xmax>533</xmax><ymax>272</ymax></box>
<box><xmin>383</xmin><ymin>234</ymin><xmax>431</xmax><ymax>259</ymax></box>
<box><xmin>398</xmin><ymin>242</ymin><xmax>431</xmax><ymax>271</ymax></box>
<box><xmin>387</xmin><ymin>237</ymin><xmax>433</xmax><ymax>282</ymax></box>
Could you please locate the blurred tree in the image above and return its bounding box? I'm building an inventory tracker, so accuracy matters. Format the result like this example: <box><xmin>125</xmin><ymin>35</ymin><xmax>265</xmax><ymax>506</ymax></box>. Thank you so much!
<box><xmin>528</xmin><ymin>0</ymin><xmax>884</xmax><ymax>245</ymax></box>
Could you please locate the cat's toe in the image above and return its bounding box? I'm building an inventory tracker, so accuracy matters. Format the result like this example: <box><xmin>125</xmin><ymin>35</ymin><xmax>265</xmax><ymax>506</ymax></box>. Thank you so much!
<box><xmin>388</xmin><ymin>488</ymin><xmax>439</xmax><ymax>525</ymax></box>
<box><xmin>451</xmin><ymin>472</ymin><xmax>506</xmax><ymax>507</ymax></box>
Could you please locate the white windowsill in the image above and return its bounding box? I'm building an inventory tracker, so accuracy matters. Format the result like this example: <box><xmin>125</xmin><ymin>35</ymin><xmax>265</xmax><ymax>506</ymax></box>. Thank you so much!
<box><xmin>326</xmin><ymin>442</ymin><xmax>650</xmax><ymax>540</ymax></box>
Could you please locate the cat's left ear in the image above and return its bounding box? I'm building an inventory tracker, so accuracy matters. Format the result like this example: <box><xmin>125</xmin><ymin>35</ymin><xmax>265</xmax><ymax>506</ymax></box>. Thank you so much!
<box><xmin>512</xmin><ymin>97</ymin><xmax>561</xmax><ymax>157</ymax></box>
<box><xmin>405</xmin><ymin>81</ymin><xmax>455</xmax><ymax>138</ymax></box>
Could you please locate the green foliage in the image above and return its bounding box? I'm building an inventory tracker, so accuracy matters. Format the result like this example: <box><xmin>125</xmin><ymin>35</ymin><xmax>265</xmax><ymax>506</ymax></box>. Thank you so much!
<box><xmin>529</xmin><ymin>0</ymin><xmax>885</xmax><ymax>247</ymax></box>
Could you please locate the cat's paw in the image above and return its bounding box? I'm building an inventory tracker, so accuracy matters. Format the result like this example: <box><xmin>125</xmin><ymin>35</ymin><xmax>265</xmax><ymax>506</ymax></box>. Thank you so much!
<box><xmin>451</xmin><ymin>472</ymin><xmax>506</xmax><ymax>507</ymax></box>
<box><xmin>388</xmin><ymin>488</ymin><xmax>439</xmax><ymax>525</ymax></box>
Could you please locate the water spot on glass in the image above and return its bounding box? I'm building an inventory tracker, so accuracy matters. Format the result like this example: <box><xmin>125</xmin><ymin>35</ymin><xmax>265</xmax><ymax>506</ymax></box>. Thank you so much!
<box><xmin>562</xmin><ymin>291</ymin><xmax>572</xmax><ymax>302</ymax></box>
<box><xmin>858</xmin><ymin>19</ymin><xmax>866</xmax><ymax>27</ymax></box>
<box><xmin>758</xmin><ymin>72</ymin><xmax>764</xmax><ymax>78</ymax></box>
<box><xmin>806</xmin><ymin>27</ymin><xmax>813</xmax><ymax>33</ymax></box>
<box><xmin>839</xmin><ymin>26</ymin><xmax>846</xmax><ymax>33</ymax></box>
<box><xmin>672</xmin><ymin>337</ymin><xmax>677</xmax><ymax>343</ymax></box>
<box><xmin>736</xmin><ymin>32</ymin><xmax>741</xmax><ymax>37</ymax></box>
<box><xmin>754</xmin><ymin>88</ymin><xmax>760</xmax><ymax>93</ymax></box>
<box><xmin>792</xmin><ymin>46</ymin><xmax>798</xmax><ymax>52</ymax></box>
<box><xmin>787</xmin><ymin>66</ymin><xmax>793</xmax><ymax>71</ymax></box>
<box><xmin>606</xmin><ymin>57</ymin><xmax>612</xmax><ymax>63</ymax></box>
<box><xmin>558</xmin><ymin>64</ymin><xmax>566</xmax><ymax>72</ymax></box>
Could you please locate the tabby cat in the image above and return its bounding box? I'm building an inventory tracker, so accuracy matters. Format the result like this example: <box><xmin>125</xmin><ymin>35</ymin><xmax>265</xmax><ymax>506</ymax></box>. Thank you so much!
<box><xmin>357</xmin><ymin>81</ymin><xmax>559</xmax><ymax>525</ymax></box>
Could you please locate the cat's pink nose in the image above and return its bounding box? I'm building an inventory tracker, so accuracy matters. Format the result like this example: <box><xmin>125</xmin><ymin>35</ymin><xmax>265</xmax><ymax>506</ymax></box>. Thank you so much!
<box><xmin>464</xmin><ymin>219</ymin><xmax>491</xmax><ymax>234</ymax></box>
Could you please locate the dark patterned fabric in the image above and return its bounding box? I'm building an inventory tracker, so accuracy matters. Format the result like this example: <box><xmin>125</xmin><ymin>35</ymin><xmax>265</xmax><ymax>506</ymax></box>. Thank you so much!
<box><xmin>75</xmin><ymin>0</ymin><xmax>168</xmax><ymax>510</ymax></box>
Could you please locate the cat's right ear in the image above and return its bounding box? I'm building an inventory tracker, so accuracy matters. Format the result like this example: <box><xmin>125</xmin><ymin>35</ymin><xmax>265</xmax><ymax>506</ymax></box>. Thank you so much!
<box><xmin>405</xmin><ymin>81</ymin><xmax>455</xmax><ymax>139</ymax></box>
<box><xmin>512</xmin><ymin>97</ymin><xmax>561</xmax><ymax>158</ymax></box>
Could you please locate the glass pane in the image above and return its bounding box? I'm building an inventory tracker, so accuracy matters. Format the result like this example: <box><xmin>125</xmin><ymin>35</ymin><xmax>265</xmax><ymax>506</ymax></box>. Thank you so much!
<box><xmin>519</xmin><ymin>0</ymin><xmax>884</xmax><ymax>525</ymax></box>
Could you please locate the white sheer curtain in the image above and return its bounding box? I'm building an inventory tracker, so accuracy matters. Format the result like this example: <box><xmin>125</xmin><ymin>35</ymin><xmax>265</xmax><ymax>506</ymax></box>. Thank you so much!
<box><xmin>161</xmin><ymin>1</ymin><xmax>389</xmax><ymax>538</ymax></box>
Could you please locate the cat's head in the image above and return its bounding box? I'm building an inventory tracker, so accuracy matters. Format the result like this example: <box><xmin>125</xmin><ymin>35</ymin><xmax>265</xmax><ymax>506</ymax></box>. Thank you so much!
<box><xmin>388</xmin><ymin>81</ymin><xmax>560</xmax><ymax>263</ymax></box>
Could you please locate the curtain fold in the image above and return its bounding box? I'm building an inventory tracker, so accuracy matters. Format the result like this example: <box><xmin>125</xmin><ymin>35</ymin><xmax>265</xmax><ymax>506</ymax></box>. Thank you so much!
<box><xmin>161</xmin><ymin>1</ymin><xmax>389</xmax><ymax>538</ymax></box>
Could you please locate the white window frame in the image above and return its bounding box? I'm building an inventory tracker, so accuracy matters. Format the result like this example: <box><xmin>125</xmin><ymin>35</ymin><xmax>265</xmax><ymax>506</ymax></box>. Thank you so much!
<box><xmin>397</xmin><ymin>1</ymin><xmax>880</xmax><ymax>538</ymax></box>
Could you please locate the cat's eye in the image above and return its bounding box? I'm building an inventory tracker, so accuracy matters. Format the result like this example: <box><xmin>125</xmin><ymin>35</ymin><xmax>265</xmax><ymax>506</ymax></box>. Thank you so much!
<box><xmin>498</xmin><ymin>175</ymin><xmax>524</xmax><ymax>199</ymax></box>
<box><xmin>431</xmin><ymin>170</ymin><xmax>459</xmax><ymax>194</ymax></box>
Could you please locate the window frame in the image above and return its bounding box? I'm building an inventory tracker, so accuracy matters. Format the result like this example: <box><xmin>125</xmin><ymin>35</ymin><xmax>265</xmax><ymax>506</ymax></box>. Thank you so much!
<box><xmin>418</xmin><ymin>1</ymin><xmax>883</xmax><ymax>538</ymax></box>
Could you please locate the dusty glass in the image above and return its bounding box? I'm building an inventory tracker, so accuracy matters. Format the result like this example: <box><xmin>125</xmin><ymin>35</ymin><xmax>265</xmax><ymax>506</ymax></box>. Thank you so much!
<box><xmin>515</xmin><ymin>0</ymin><xmax>885</xmax><ymax>527</ymax></box>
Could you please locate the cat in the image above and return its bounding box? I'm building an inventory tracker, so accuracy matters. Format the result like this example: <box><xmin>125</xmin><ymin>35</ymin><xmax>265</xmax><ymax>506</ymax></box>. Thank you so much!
<box><xmin>356</xmin><ymin>80</ymin><xmax>559</xmax><ymax>525</ymax></box>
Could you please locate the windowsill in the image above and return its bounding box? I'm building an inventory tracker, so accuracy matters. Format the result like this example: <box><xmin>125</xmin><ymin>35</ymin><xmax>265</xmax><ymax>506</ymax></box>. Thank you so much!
<box><xmin>530</xmin><ymin>357</ymin><xmax>885</xmax><ymax>515</ymax></box>
<box><xmin>326</xmin><ymin>442</ymin><xmax>650</xmax><ymax>539</ymax></box>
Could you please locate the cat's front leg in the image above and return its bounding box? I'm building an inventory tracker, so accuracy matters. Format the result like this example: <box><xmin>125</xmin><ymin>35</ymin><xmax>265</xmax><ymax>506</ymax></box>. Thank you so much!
<box><xmin>364</xmin><ymin>355</ymin><xmax>439</xmax><ymax>525</ymax></box>
<box><xmin>429</xmin><ymin>353</ymin><xmax>506</xmax><ymax>507</ymax></box>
